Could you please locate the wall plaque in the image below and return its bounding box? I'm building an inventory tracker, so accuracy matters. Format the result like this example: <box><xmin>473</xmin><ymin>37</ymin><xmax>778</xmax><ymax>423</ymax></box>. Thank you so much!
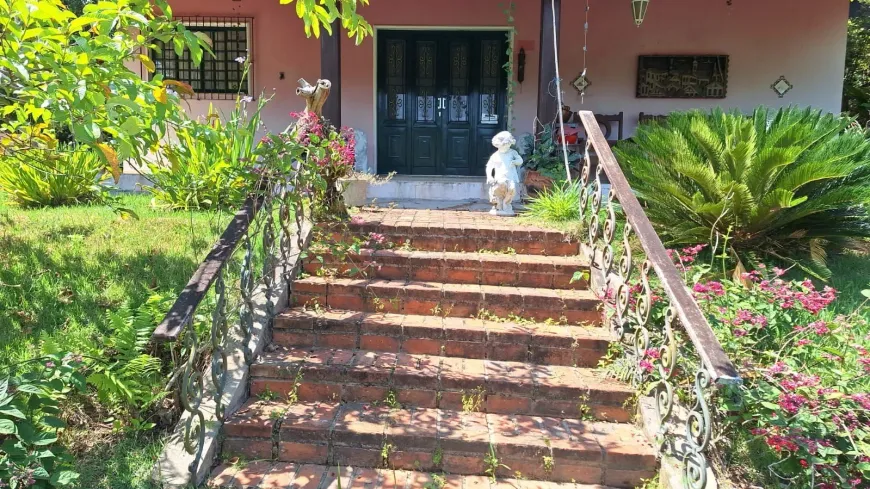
<box><xmin>636</xmin><ymin>55</ymin><xmax>729</xmax><ymax>99</ymax></box>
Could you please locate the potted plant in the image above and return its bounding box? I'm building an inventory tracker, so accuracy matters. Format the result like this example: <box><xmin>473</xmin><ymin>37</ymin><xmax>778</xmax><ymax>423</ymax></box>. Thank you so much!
<box><xmin>338</xmin><ymin>172</ymin><xmax>368</xmax><ymax>207</ymax></box>
<box><xmin>520</xmin><ymin>124</ymin><xmax>580</xmax><ymax>198</ymax></box>
<box><xmin>338</xmin><ymin>171</ymin><xmax>395</xmax><ymax>208</ymax></box>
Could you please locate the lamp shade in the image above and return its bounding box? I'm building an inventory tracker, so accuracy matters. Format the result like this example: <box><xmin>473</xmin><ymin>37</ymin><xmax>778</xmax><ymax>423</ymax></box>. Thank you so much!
<box><xmin>632</xmin><ymin>0</ymin><xmax>650</xmax><ymax>26</ymax></box>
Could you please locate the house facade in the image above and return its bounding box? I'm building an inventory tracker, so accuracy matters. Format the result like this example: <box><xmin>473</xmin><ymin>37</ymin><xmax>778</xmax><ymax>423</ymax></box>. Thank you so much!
<box><xmin>146</xmin><ymin>0</ymin><xmax>850</xmax><ymax>200</ymax></box>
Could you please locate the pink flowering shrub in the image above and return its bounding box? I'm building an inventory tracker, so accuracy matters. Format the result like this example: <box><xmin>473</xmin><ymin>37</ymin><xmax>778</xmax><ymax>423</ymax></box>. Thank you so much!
<box><xmin>290</xmin><ymin>110</ymin><xmax>355</xmax><ymax>218</ymax></box>
<box><xmin>673</xmin><ymin>249</ymin><xmax>870</xmax><ymax>487</ymax></box>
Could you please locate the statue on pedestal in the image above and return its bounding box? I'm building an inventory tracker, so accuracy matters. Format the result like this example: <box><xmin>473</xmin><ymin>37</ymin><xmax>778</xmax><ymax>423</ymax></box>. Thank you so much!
<box><xmin>486</xmin><ymin>131</ymin><xmax>523</xmax><ymax>216</ymax></box>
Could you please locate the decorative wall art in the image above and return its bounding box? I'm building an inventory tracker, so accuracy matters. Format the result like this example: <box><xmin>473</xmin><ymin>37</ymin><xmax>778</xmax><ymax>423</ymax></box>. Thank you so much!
<box><xmin>771</xmin><ymin>75</ymin><xmax>793</xmax><ymax>98</ymax></box>
<box><xmin>636</xmin><ymin>55</ymin><xmax>729</xmax><ymax>99</ymax></box>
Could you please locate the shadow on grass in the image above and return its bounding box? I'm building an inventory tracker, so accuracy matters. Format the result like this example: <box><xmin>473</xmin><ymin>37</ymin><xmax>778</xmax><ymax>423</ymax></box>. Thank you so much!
<box><xmin>0</xmin><ymin>203</ymin><xmax>221</xmax><ymax>365</ymax></box>
<box><xmin>827</xmin><ymin>250</ymin><xmax>870</xmax><ymax>317</ymax></box>
<box><xmin>0</xmin><ymin>233</ymin><xmax>208</xmax><ymax>363</ymax></box>
<box><xmin>72</xmin><ymin>432</ymin><xmax>165</xmax><ymax>489</ymax></box>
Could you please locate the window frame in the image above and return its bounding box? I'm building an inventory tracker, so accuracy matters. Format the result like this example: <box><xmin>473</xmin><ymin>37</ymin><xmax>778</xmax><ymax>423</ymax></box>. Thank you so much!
<box><xmin>150</xmin><ymin>16</ymin><xmax>254</xmax><ymax>100</ymax></box>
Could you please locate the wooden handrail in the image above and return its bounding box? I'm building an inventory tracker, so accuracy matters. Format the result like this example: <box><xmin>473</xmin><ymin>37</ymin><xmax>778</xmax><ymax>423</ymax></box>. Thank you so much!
<box><xmin>577</xmin><ymin>110</ymin><xmax>740</xmax><ymax>384</ymax></box>
<box><xmin>151</xmin><ymin>196</ymin><xmax>260</xmax><ymax>342</ymax></box>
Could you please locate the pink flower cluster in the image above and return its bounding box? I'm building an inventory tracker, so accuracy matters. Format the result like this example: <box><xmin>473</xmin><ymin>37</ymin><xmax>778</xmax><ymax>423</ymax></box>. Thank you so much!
<box><xmin>367</xmin><ymin>232</ymin><xmax>387</xmax><ymax>248</ymax></box>
<box><xmin>666</xmin><ymin>244</ymin><xmax>706</xmax><ymax>271</ymax></box>
<box><xmin>747</xmin><ymin>274</ymin><xmax>837</xmax><ymax>314</ymax></box>
<box><xmin>692</xmin><ymin>280</ymin><xmax>725</xmax><ymax>301</ymax></box>
<box><xmin>291</xmin><ymin>111</ymin><xmax>356</xmax><ymax>175</ymax></box>
<box><xmin>637</xmin><ymin>348</ymin><xmax>661</xmax><ymax>374</ymax></box>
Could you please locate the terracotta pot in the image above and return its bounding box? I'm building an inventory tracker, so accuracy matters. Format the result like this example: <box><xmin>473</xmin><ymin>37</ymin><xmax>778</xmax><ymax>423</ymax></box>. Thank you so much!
<box><xmin>523</xmin><ymin>170</ymin><xmax>554</xmax><ymax>198</ymax></box>
<box><xmin>338</xmin><ymin>178</ymin><xmax>368</xmax><ymax>207</ymax></box>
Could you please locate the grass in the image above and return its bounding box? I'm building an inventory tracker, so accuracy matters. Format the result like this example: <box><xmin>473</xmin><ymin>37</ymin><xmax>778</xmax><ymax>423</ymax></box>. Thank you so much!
<box><xmin>0</xmin><ymin>192</ymin><xmax>230</xmax><ymax>488</ymax></box>
<box><xmin>73</xmin><ymin>433</ymin><xmax>166</xmax><ymax>489</ymax></box>
<box><xmin>825</xmin><ymin>247</ymin><xmax>870</xmax><ymax>318</ymax></box>
<box><xmin>522</xmin><ymin>181</ymin><xmax>581</xmax><ymax>223</ymax></box>
<box><xmin>0</xmin><ymin>193</ymin><xmax>228</xmax><ymax>365</ymax></box>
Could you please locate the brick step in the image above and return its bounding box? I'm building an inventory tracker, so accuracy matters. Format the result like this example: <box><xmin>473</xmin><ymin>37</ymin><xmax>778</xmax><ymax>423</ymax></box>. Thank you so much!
<box><xmin>319</xmin><ymin>210</ymin><xmax>579</xmax><ymax>256</ymax></box>
<box><xmin>303</xmin><ymin>250</ymin><xmax>589</xmax><ymax>290</ymax></box>
<box><xmin>221</xmin><ymin>401</ymin><xmax>655</xmax><ymax>488</ymax></box>
<box><xmin>291</xmin><ymin>278</ymin><xmax>601</xmax><ymax>324</ymax></box>
<box><xmin>274</xmin><ymin>309</ymin><xmax>610</xmax><ymax>367</ymax></box>
<box><xmin>209</xmin><ymin>462</ymin><xmax>623</xmax><ymax>489</ymax></box>
<box><xmin>250</xmin><ymin>347</ymin><xmax>632</xmax><ymax>422</ymax></box>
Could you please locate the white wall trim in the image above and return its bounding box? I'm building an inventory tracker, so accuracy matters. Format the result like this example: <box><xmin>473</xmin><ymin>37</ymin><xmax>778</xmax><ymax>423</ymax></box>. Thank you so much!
<box><xmin>370</xmin><ymin>25</ymin><xmax>513</xmax><ymax>176</ymax></box>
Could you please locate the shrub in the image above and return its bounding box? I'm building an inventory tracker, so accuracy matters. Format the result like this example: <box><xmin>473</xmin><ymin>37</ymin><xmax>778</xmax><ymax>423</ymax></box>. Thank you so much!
<box><xmin>524</xmin><ymin>181</ymin><xmax>581</xmax><ymax>222</ymax></box>
<box><xmin>289</xmin><ymin>111</ymin><xmax>356</xmax><ymax>218</ymax></box>
<box><xmin>522</xmin><ymin>124</ymin><xmax>580</xmax><ymax>184</ymax></box>
<box><xmin>670</xmin><ymin>247</ymin><xmax>870</xmax><ymax>488</ymax></box>
<box><xmin>146</xmin><ymin>93</ymin><xmax>265</xmax><ymax>211</ymax></box>
<box><xmin>1</xmin><ymin>355</ymin><xmax>86</xmax><ymax>488</ymax></box>
<box><xmin>614</xmin><ymin>107</ymin><xmax>870</xmax><ymax>278</ymax></box>
<box><xmin>0</xmin><ymin>147</ymin><xmax>109</xmax><ymax>207</ymax></box>
<box><xmin>0</xmin><ymin>0</ymin><xmax>205</xmax><ymax>177</ymax></box>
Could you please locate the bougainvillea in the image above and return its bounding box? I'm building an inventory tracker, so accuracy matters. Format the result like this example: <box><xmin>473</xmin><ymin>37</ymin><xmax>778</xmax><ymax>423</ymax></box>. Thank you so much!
<box><xmin>289</xmin><ymin>110</ymin><xmax>356</xmax><ymax>217</ymax></box>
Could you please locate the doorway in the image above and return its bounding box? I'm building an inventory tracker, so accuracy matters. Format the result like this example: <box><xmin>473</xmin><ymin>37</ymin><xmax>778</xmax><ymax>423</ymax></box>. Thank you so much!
<box><xmin>376</xmin><ymin>30</ymin><xmax>508</xmax><ymax>176</ymax></box>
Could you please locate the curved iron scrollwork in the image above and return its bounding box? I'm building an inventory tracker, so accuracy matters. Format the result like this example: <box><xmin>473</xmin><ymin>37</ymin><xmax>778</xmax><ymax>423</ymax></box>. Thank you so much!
<box><xmin>180</xmin><ymin>328</ymin><xmax>205</xmax><ymax>471</ymax></box>
<box><xmin>152</xmin><ymin>185</ymin><xmax>299</xmax><ymax>479</ymax></box>
<box><xmin>574</xmin><ymin>110</ymin><xmax>740</xmax><ymax>489</ymax></box>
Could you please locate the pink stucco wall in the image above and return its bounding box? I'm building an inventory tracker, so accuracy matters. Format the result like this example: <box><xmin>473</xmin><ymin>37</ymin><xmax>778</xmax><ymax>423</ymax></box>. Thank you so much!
<box><xmin>559</xmin><ymin>0</ymin><xmax>849</xmax><ymax>134</ymax></box>
<box><xmin>160</xmin><ymin>0</ymin><xmax>321</xmax><ymax>135</ymax></box>
<box><xmin>163</xmin><ymin>0</ymin><xmax>849</xmax><ymax>172</ymax></box>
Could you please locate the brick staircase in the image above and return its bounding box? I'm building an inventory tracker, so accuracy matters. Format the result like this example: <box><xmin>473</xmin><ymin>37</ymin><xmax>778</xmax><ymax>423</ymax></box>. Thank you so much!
<box><xmin>208</xmin><ymin>209</ymin><xmax>656</xmax><ymax>489</ymax></box>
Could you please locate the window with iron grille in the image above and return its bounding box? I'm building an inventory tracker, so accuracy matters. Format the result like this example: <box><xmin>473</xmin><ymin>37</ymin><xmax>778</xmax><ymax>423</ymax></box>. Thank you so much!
<box><xmin>151</xmin><ymin>17</ymin><xmax>253</xmax><ymax>99</ymax></box>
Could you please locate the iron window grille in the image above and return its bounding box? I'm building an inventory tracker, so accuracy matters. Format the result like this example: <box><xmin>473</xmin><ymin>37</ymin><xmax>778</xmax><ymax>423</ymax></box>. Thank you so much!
<box><xmin>151</xmin><ymin>16</ymin><xmax>254</xmax><ymax>100</ymax></box>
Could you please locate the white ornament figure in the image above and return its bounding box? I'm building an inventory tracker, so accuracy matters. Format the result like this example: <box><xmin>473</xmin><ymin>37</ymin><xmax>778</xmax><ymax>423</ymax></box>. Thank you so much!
<box><xmin>486</xmin><ymin>131</ymin><xmax>523</xmax><ymax>216</ymax></box>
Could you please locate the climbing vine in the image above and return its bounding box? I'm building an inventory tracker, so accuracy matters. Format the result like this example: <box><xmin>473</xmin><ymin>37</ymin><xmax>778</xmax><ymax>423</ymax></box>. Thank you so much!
<box><xmin>502</xmin><ymin>1</ymin><xmax>518</xmax><ymax>132</ymax></box>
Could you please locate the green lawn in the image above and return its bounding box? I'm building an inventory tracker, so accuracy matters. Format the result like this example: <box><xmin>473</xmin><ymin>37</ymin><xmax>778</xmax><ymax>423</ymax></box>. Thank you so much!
<box><xmin>0</xmin><ymin>193</ymin><xmax>228</xmax><ymax>366</ymax></box>
<box><xmin>0</xmin><ymin>193</ymin><xmax>230</xmax><ymax>488</ymax></box>
<box><xmin>73</xmin><ymin>433</ymin><xmax>167</xmax><ymax>489</ymax></box>
<box><xmin>827</xmin><ymin>248</ymin><xmax>870</xmax><ymax>317</ymax></box>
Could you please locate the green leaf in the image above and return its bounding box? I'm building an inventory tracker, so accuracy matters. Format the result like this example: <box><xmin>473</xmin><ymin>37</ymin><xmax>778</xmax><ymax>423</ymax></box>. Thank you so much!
<box><xmin>0</xmin><ymin>405</ymin><xmax>27</xmax><ymax>419</ymax></box>
<box><xmin>15</xmin><ymin>383</ymin><xmax>43</xmax><ymax>395</ymax></box>
<box><xmin>50</xmin><ymin>471</ymin><xmax>79</xmax><ymax>486</ymax></box>
<box><xmin>0</xmin><ymin>418</ymin><xmax>16</xmax><ymax>434</ymax></box>
<box><xmin>120</xmin><ymin>116</ymin><xmax>143</xmax><ymax>136</ymax></box>
<box><xmin>760</xmin><ymin>402</ymin><xmax>780</xmax><ymax>411</ymax></box>
<box><xmin>31</xmin><ymin>466</ymin><xmax>50</xmax><ymax>480</ymax></box>
<box><xmin>9</xmin><ymin>61</ymin><xmax>30</xmax><ymax>80</ymax></box>
<box><xmin>72</xmin><ymin>122</ymin><xmax>96</xmax><ymax>143</ymax></box>
<box><xmin>40</xmin><ymin>416</ymin><xmax>66</xmax><ymax>429</ymax></box>
<box><xmin>30</xmin><ymin>432</ymin><xmax>59</xmax><ymax>446</ymax></box>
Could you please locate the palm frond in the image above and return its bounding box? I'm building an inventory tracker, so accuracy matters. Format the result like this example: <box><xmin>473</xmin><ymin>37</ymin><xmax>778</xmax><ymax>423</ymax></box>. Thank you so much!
<box><xmin>614</xmin><ymin>106</ymin><xmax>870</xmax><ymax>277</ymax></box>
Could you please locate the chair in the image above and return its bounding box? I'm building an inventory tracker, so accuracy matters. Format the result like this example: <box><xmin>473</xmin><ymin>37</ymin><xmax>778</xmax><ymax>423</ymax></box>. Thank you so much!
<box><xmin>594</xmin><ymin>112</ymin><xmax>624</xmax><ymax>146</ymax></box>
<box><xmin>638</xmin><ymin>112</ymin><xmax>667</xmax><ymax>124</ymax></box>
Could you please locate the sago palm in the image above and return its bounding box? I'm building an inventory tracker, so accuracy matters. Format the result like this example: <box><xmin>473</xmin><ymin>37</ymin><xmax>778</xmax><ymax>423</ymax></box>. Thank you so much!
<box><xmin>614</xmin><ymin>106</ymin><xmax>870</xmax><ymax>278</ymax></box>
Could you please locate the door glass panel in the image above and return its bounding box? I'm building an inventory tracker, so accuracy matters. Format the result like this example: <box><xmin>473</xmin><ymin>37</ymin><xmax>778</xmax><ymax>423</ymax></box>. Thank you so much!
<box><xmin>416</xmin><ymin>41</ymin><xmax>436</xmax><ymax>123</ymax></box>
<box><xmin>480</xmin><ymin>39</ymin><xmax>501</xmax><ymax>125</ymax></box>
<box><xmin>386</xmin><ymin>40</ymin><xmax>406</xmax><ymax>120</ymax></box>
<box><xmin>449</xmin><ymin>41</ymin><xmax>469</xmax><ymax>123</ymax></box>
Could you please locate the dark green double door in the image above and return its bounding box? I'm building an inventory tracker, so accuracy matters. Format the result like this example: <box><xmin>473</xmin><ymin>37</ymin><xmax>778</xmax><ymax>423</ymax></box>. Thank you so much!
<box><xmin>377</xmin><ymin>30</ymin><xmax>508</xmax><ymax>176</ymax></box>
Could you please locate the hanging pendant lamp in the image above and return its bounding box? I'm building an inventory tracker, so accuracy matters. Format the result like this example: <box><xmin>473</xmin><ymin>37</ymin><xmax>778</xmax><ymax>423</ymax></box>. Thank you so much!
<box><xmin>631</xmin><ymin>0</ymin><xmax>650</xmax><ymax>26</ymax></box>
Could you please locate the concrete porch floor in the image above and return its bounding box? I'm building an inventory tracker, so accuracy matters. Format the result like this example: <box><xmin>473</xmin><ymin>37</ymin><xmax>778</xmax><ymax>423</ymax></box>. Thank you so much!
<box><xmin>363</xmin><ymin>198</ymin><xmax>519</xmax><ymax>212</ymax></box>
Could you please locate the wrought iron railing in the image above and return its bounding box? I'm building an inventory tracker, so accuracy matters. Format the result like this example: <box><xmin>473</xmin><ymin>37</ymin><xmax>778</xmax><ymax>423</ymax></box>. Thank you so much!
<box><xmin>574</xmin><ymin>111</ymin><xmax>741</xmax><ymax>489</ymax></box>
<box><xmin>151</xmin><ymin>182</ymin><xmax>309</xmax><ymax>481</ymax></box>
